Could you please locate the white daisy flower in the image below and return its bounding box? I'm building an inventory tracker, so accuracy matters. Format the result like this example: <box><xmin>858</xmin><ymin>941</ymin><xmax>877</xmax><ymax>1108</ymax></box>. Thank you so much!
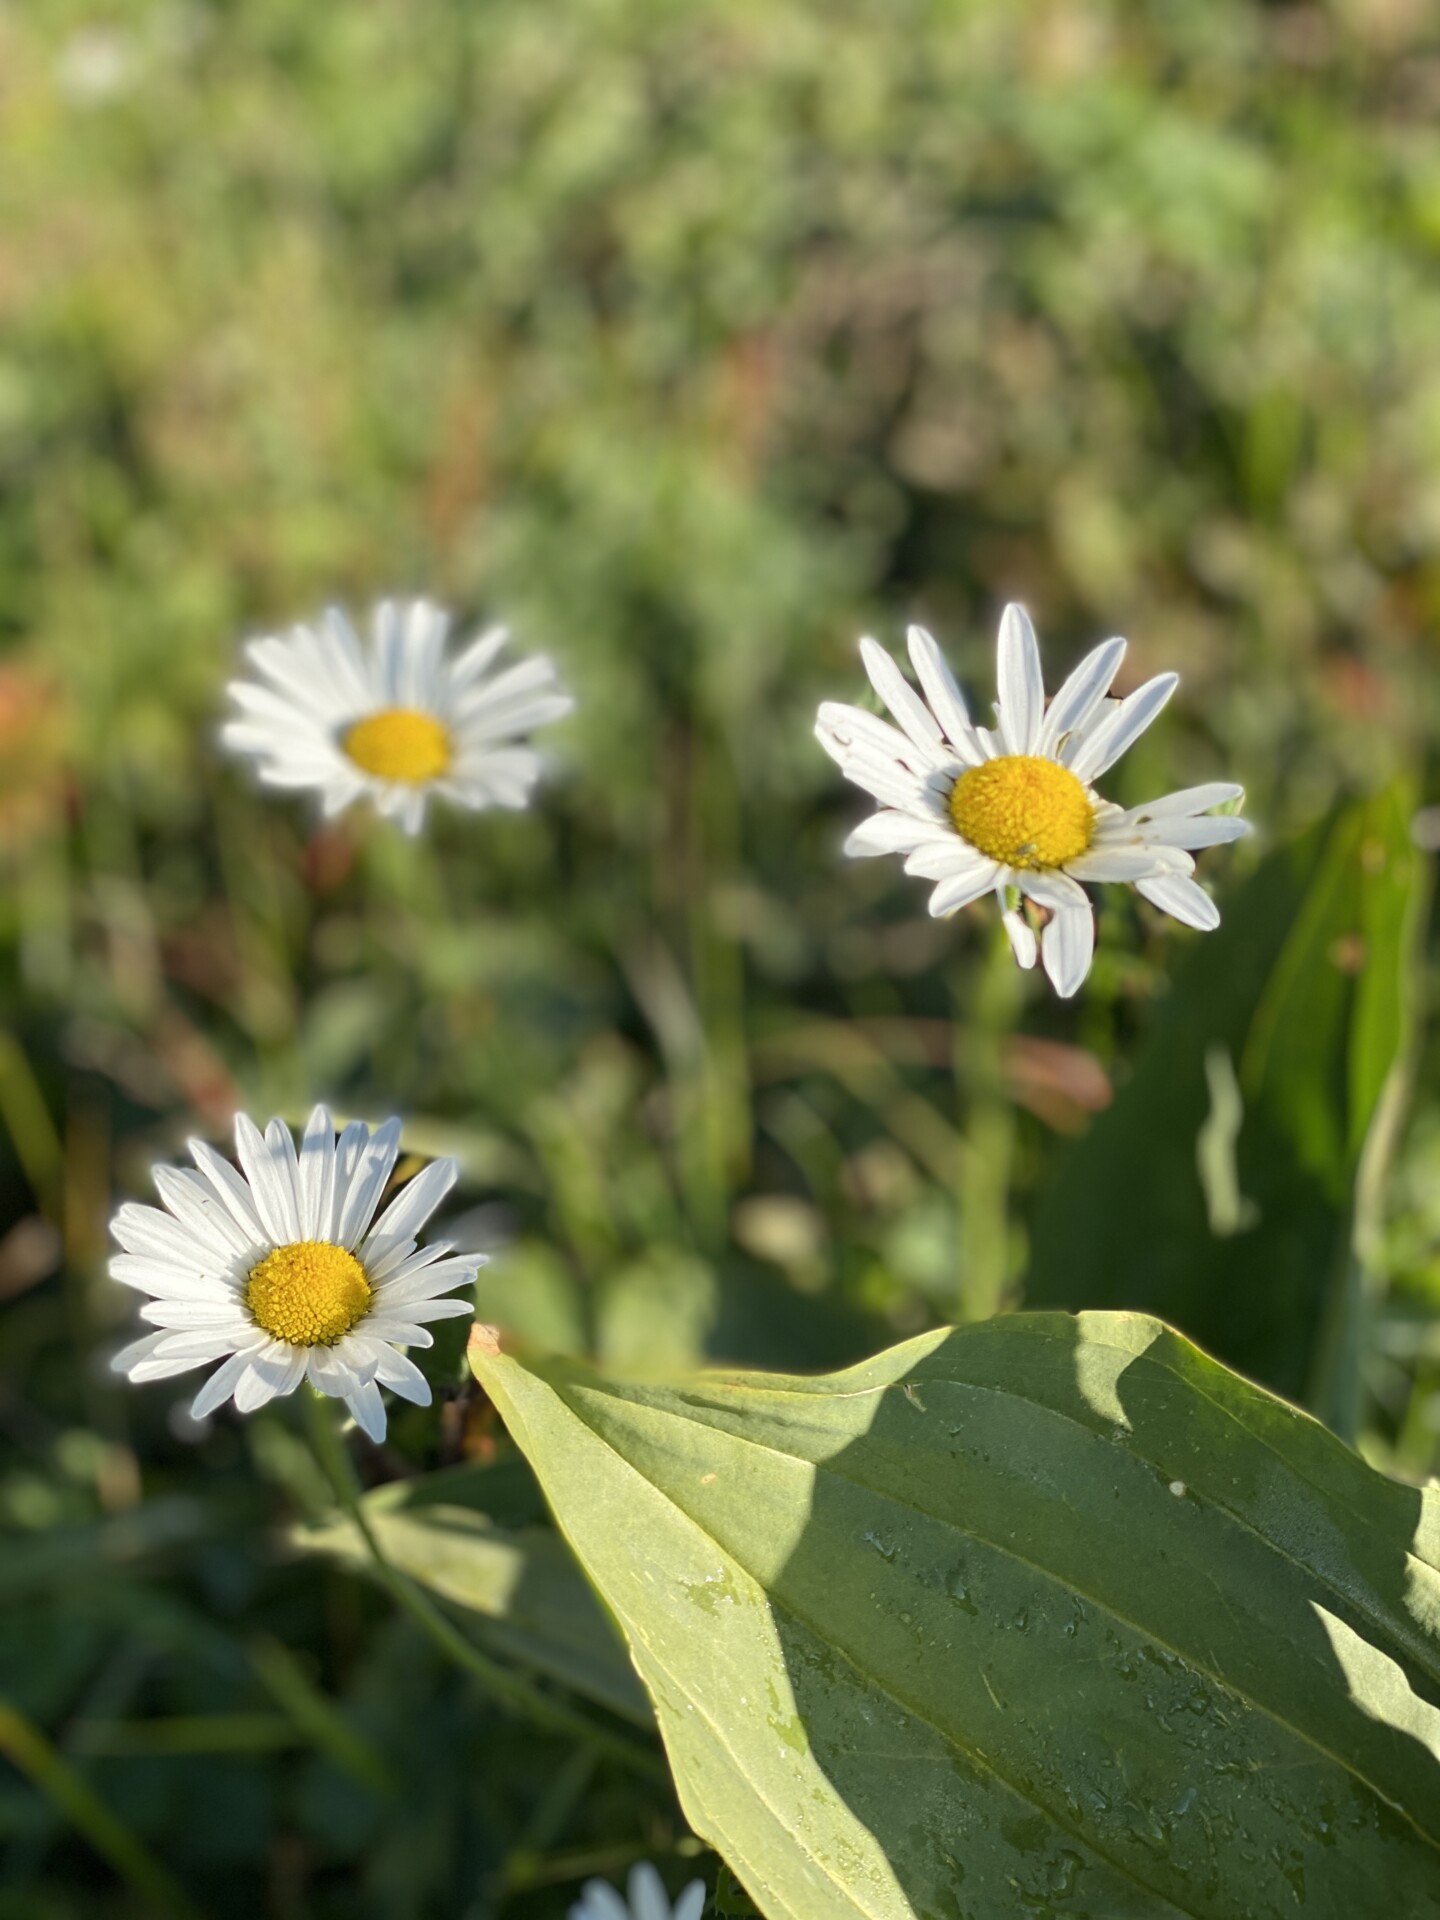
<box><xmin>109</xmin><ymin>1108</ymin><xmax>482</xmax><ymax>1442</ymax></box>
<box><xmin>817</xmin><ymin>604</ymin><xmax>1251</xmax><ymax>998</ymax></box>
<box><xmin>570</xmin><ymin>1863</ymin><xmax>706</xmax><ymax>1920</ymax></box>
<box><xmin>221</xmin><ymin>598</ymin><xmax>572</xmax><ymax>834</ymax></box>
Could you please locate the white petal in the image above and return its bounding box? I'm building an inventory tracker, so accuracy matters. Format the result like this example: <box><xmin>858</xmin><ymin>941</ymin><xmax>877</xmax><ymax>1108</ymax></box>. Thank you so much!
<box><xmin>1063</xmin><ymin>846</ymin><xmax>1171</xmax><ymax>883</ymax></box>
<box><xmin>842</xmin><ymin>811</ymin><xmax>939</xmax><ymax>858</ymax></box>
<box><xmin>1123</xmin><ymin>782</ymin><xmax>1244</xmax><ymax>822</ymax></box>
<box><xmin>449</xmin><ymin>624</ymin><xmax>509</xmax><ymax>687</ymax></box>
<box><xmin>362</xmin><ymin>1158</ymin><xmax>457</xmax><ymax>1256</ymax></box>
<box><xmin>904</xmin><ymin>840</ymin><xmax>988</xmax><ymax>880</ymax></box>
<box><xmin>335</xmin><ymin>1118</ymin><xmax>403</xmax><ymax>1248</ymax></box>
<box><xmin>358</xmin><ymin>1319</ymin><xmax>435</xmax><ymax>1348</ymax></box>
<box><xmin>995</xmin><ymin>604</ymin><xmax>1045</xmax><ymax>755</ymax></box>
<box><xmin>906</xmin><ymin>626</ymin><xmax>984</xmax><ymax>764</ymax></box>
<box><xmin>370</xmin><ymin>1347</ymin><xmax>432</xmax><ymax>1406</ymax></box>
<box><xmin>110</xmin><ymin>1202</ymin><xmax>214</xmax><ymax>1271</ymax></box>
<box><xmin>1002</xmin><ymin>908</ymin><xmax>1037</xmax><ymax>969</ymax></box>
<box><xmin>859</xmin><ymin>637</ymin><xmax>944</xmax><ymax>754</ymax></box>
<box><xmin>297</xmin><ymin>1105</ymin><xmax>338</xmax><ymax>1241</ymax></box>
<box><xmin>628</xmin><ymin>1864</ymin><xmax>669</xmax><ymax>1920</ymax></box>
<box><xmin>573</xmin><ymin>1885</ymin><xmax>630</xmax><ymax>1920</ymax></box>
<box><xmin>400</xmin><ymin>1295</ymin><xmax>475</xmax><ymax>1323</ymax></box>
<box><xmin>1142</xmin><ymin>815</ymin><xmax>1252</xmax><ymax>851</ymax></box>
<box><xmin>234</xmin><ymin>1115</ymin><xmax>300</xmax><ymax>1245</ymax></box>
<box><xmin>373</xmin><ymin>1253</ymin><xmax>479</xmax><ymax>1305</ymax></box>
<box><xmin>929</xmin><ymin>860</ymin><xmax>1002</xmax><ymax>916</ymax></box>
<box><xmin>1042</xmin><ymin>906</ymin><xmax>1095</xmax><ymax>999</ymax></box>
<box><xmin>674</xmin><ymin>1884</ymin><xmax>707</xmax><ymax>1920</ymax></box>
<box><xmin>1068</xmin><ymin>674</ymin><xmax>1179</xmax><ymax>782</ymax></box>
<box><xmin>191</xmin><ymin>1348</ymin><xmax>259</xmax><ymax>1421</ymax></box>
<box><xmin>1137</xmin><ymin>872</ymin><xmax>1221</xmax><ymax>931</ymax></box>
<box><xmin>108</xmin><ymin>1254</ymin><xmax>234</xmax><ymax>1300</ymax></box>
<box><xmin>151</xmin><ymin>1166</ymin><xmax>253</xmax><ymax>1262</ymax></box>
<box><xmin>345</xmin><ymin>1379</ymin><xmax>388</xmax><ymax>1443</ymax></box>
<box><xmin>1037</xmin><ymin>637</ymin><xmax>1126</xmax><ymax>755</ymax></box>
<box><xmin>1015</xmin><ymin>868</ymin><xmax>1088</xmax><ymax>911</ymax></box>
<box><xmin>307</xmin><ymin>1347</ymin><xmax>361</xmax><ymax>1398</ymax></box>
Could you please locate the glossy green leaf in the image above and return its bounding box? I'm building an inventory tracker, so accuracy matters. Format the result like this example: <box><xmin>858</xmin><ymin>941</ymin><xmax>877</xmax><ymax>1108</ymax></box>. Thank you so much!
<box><xmin>294</xmin><ymin>1460</ymin><xmax>649</xmax><ymax>1725</ymax></box>
<box><xmin>470</xmin><ymin>1312</ymin><xmax>1440</xmax><ymax>1919</ymax></box>
<box><xmin>1026</xmin><ymin>788</ymin><xmax>1423</xmax><ymax>1408</ymax></box>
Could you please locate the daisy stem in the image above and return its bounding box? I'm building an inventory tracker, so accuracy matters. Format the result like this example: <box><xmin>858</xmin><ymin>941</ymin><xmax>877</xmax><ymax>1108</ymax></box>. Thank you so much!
<box><xmin>303</xmin><ymin>1391</ymin><xmax>663</xmax><ymax>1781</ymax></box>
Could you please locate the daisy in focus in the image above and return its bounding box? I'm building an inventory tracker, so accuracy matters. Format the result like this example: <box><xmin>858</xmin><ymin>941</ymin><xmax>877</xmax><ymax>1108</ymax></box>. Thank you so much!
<box><xmin>570</xmin><ymin>1863</ymin><xmax>706</xmax><ymax>1920</ymax></box>
<box><xmin>222</xmin><ymin>598</ymin><xmax>572</xmax><ymax>834</ymax></box>
<box><xmin>110</xmin><ymin>1107</ymin><xmax>481</xmax><ymax>1441</ymax></box>
<box><xmin>816</xmin><ymin>605</ymin><xmax>1251</xmax><ymax>998</ymax></box>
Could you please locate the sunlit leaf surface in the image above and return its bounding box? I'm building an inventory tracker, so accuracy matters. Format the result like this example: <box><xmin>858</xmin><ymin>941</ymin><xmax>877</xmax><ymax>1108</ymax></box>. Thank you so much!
<box><xmin>472</xmin><ymin>1313</ymin><xmax>1440</xmax><ymax>1919</ymax></box>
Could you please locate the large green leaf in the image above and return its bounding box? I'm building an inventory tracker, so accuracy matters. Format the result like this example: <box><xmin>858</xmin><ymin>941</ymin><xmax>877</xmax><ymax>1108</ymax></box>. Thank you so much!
<box><xmin>469</xmin><ymin>1313</ymin><xmax>1440</xmax><ymax>1919</ymax></box>
<box><xmin>294</xmin><ymin>1460</ymin><xmax>649</xmax><ymax>1725</ymax></box>
<box><xmin>1026</xmin><ymin>789</ymin><xmax>1423</xmax><ymax>1410</ymax></box>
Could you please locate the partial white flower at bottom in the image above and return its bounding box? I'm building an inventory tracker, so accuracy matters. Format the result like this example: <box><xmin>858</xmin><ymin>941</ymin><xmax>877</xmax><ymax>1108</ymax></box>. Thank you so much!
<box><xmin>222</xmin><ymin>597</ymin><xmax>572</xmax><ymax>834</ymax></box>
<box><xmin>109</xmin><ymin>1108</ymin><xmax>482</xmax><ymax>1442</ymax></box>
<box><xmin>570</xmin><ymin>1863</ymin><xmax>706</xmax><ymax>1920</ymax></box>
<box><xmin>816</xmin><ymin>604</ymin><xmax>1252</xmax><ymax>998</ymax></box>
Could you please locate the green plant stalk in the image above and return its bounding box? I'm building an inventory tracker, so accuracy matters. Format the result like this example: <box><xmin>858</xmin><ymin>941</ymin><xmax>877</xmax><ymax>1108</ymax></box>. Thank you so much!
<box><xmin>953</xmin><ymin>919</ymin><xmax>1022</xmax><ymax>1322</ymax></box>
<box><xmin>303</xmin><ymin>1390</ymin><xmax>663</xmax><ymax>1781</ymax></box>
<box><xmin>0</xmin><ymin>1700</ymin><xmax>201</xmax><ymax>1919</ymax></box>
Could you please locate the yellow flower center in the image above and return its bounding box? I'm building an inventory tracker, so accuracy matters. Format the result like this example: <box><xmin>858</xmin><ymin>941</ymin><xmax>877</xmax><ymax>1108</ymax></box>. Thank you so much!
<box><xmin>245</xmin><ymin>1241</ymin><xmax>373</xmax><ymax>1347</ymax></box>
<box><xmin>948</xmin><ymin>754</ymin><xmax>1094</xmax><ymax>870</ymax></box>
<box><xmin>343</xmin><ymin>708</ymin><xmax>451</xmax><ymax>783</ymax></box>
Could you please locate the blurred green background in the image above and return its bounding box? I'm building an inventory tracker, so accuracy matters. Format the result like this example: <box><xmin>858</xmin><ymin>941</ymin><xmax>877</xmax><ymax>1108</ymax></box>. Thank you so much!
<box><xmin>3</xmin><ymin>1</ymin><xmax>1440</xmax><ymax>1914</ymax></box>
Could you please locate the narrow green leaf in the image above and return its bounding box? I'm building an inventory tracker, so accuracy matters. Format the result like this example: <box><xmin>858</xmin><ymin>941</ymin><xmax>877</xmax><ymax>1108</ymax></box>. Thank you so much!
<box><xmin>294</xmin><ymin>1461</ymin><xmax>649</xmax><ymax>1726</ymax></box>
<box><xmin>470</xmin><ymin>1313</ymin><xmax>1440</xmax><ymax>1919</ymax></box>
<box><xmin>1026</xmin><ymin>789</ymin><xmax>1423</xmax><ymax>1406</ymax></box>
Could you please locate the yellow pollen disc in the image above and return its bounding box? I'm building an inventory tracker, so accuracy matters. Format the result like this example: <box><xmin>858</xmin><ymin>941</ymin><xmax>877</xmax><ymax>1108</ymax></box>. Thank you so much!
<box><xmin>948</xmin><ymin>754</ymin><xmax>1095</xmax><ymax>870</ymax></box>
<box><xmin>343</xmin><ymin>708</ymin><xmax>451</xmax><ymax>783</ymax></box>
<box><xmin>245</xmin><ymin>1241</ymin><xmax>372</xmax><ymax>1348</ymax></box>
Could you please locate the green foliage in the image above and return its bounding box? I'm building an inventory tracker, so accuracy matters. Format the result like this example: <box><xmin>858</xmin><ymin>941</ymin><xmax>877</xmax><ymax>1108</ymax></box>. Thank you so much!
<box><xmin>295</xmin><ymin>1459</ymin><xmax>651</xmax><ymax>1725</ymax></box>
<box><xmin>471</xmin><ymin>1313</ymin><xmax>1440</xmax><ymax>1920</ymax></box>
<box><xmin>1027</xmin><ymin>787</ymin><xmax>1425</xmax><ymax>1414</ymax></box>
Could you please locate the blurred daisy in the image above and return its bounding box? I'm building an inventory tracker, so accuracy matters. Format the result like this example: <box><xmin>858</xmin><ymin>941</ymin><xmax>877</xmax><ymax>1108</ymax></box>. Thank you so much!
<box><xmin>222</xmin><ymin>598</ymin><xmax>572</xmax><ymax>833</ymax></box>
<box><xmin>817</xmin><ymin>605</ymin><xmax>1250</xmax><ymax>998</ymax></box>
<box><xmin>570</xmin><ymin>1864</ymin><xmax>706</xmax><ymax>1920</ymax></box>
<box><xmin>109</xmin><ymin>1108</ymin><xmax>481</xmax><ymax>1441</ymax></box>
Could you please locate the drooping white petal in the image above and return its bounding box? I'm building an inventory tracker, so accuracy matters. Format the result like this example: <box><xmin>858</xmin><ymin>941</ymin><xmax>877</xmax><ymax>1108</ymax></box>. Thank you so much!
<box><xmin>1068</xmin><ymin>673</ymin><xmax>1179</xmax><ymax>782</ymax></box>
<box><xmin>1042</xmin><ymin>905</ymin><xmax>1096</xmax><ymax>1000</ymax></box>
<box><xmin>573</xmin><ymin>1883</ymin><xmax>631</xmax><ymax>1920</ymax></box>
<box><xmin>1137</xmin><ymin>872</ymin><xmax>1221</xmax><ymax>931</ymax></box>
<box><xmin>1001</xmin><ymin>906</ymin><xmax>1038</xmax><ymax>970</ymax></box>
<box><xmin>1037</xmin><ymin>637</ymin><xmax>1127</xmax><ymax>756</ymax></box>
<box><xmin>370</xmin><ymin>1346</ymin><xmax>432</xmax><ymax>1406</ymax></box>
<box><xmin>345</xmin><ymin>1379</ymin><xmax>388</xmax><ymax>1443</ymax></box>
<box><xmin>995</xmin><ymin>603</ymin><xmax>1045</xmax><ymax>755</ymax></box>
<box><xmin>673</xmin><ymin>1883</ymin><xmax>707</xmax><ymax>1920</ymax></box>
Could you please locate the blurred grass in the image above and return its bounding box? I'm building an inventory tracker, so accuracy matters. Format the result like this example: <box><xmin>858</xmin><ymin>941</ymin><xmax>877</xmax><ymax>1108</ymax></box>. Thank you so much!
<box><xmin>2</xmin><ymin>0</ymin><xmax>1440</xmax><ymax>1913</ymax></box>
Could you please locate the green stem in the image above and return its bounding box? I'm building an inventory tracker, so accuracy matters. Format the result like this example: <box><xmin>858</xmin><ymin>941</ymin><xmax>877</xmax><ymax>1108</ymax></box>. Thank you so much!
<box><xmin>304</xmin><ymin>1391</ymin><xmax>662</xmax><ymax>1780</ymax></box>
<box><xmin>0</xmin><ymin>1700</ymin><xmax>201</xmax><ymax>1919</ymax></box>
